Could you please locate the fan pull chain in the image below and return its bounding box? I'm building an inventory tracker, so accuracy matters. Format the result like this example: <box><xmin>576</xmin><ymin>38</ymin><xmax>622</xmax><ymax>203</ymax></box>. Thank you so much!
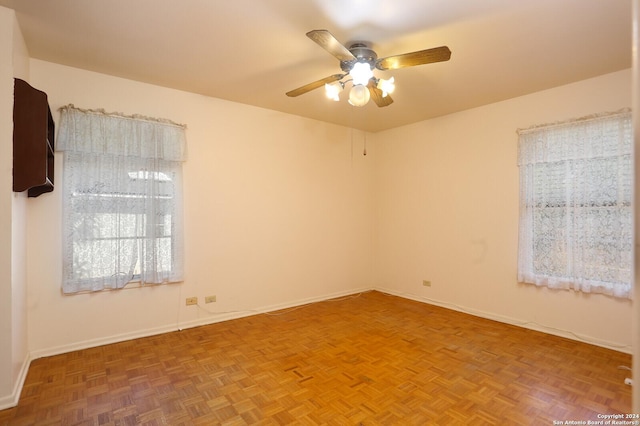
<box><xmin>362</xmin><ymin>104</ymin><xmax>367</xmax><ymax>156</ymax></box>
<box><xmin>363</xmin><ymin>132</ymin><xmax>367</xmax><ymax>156</ymax></box>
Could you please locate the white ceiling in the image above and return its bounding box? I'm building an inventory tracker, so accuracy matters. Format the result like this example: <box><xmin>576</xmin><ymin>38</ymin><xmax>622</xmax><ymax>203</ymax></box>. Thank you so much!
<box><xmin>0</xmin><ymin>0</ymin><xmax>632</xmax><ymax>132</ymax></box>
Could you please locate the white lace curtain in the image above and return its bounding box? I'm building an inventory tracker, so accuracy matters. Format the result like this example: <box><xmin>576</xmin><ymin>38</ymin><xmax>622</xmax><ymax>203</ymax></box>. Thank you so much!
<box><xmin>517</xmin><ymin>110</ymin><xmax>632</xmax><ymax>299</ymax></box>
<box><xmin>57</xmin><ymin>105</ymin><xmax>187</xmax><ymax>294</ymax></box>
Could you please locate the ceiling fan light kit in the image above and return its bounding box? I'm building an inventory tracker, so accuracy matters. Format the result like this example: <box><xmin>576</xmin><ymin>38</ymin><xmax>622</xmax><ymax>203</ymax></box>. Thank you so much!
<box><xmin>377</xmin><ymin>77</ymin><xmax>395</xmax><ymax>97</ymax></box>
<box><xmin>286</xmin><ymin>30</ymin><xmax>451</xmax><ymax>108</ymax></box>
<box><xmin>348</xmin><ymin>84</ymin><xmax>371</xmax><ymax>107</ymax></box>
<box><xmin>324</xmin><ymin>81</ymin><xmax>343</xmax><ymax>101</ymax></box>
<box><xmin>349</xmin><ymin>62</ymin><xmax>374</xmax><ymax>86</ymax></box>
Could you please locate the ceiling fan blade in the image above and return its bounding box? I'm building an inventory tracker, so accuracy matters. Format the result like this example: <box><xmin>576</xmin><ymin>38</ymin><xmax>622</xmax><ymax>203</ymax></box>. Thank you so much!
<box><xmin>306</xmin><ymin>30</ymin><xmax>355</xmax><ymax>62</ymax></box>
<box><xmin>376</xmin><ymin>46</ymin><xmax>451</xmax><ymax>70</ymax></box>
<box><xmin>367</xmin><ymin>79</ymin><xmax>394</xmax><ymax>107</ymax></box>
<box><xmin>286</xmin><ymin>74</ymin><xmax>345</xmax><ymax>97</ymax></box>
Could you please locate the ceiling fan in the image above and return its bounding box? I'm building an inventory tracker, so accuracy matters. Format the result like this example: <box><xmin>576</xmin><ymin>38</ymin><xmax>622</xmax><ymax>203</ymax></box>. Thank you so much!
<box><xmin>286</xmin><ymin>30</ymin><xmax>452</xmax><ymax>107</ymax></box>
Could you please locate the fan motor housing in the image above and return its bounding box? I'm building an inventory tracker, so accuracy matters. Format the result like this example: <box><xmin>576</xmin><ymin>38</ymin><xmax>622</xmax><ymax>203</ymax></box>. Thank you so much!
<box><xmin>341</xmin><ymin>43</ymin><xmax>377</xmax><ymax>72</ymax></box>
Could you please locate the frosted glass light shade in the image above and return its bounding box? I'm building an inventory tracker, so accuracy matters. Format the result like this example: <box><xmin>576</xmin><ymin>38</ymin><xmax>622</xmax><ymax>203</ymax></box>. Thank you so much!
<box><xmin>324</xmin><ymin>81</ymin><xmax>343</xmax><ymax>101</ymax></box>
<box><xmin>348</xmin><ymin>84</ymin><xmax>370</xmax><ymax>106</ymax></box>
<box><xmin>377</xmin><ymin>77</ymin><xmax>395</xmax><ymax>97</ymax></box>
<box><xmin>350</xmin><ymin>62</ymin><xmax>374</xmax><ymax>86</ymax></box>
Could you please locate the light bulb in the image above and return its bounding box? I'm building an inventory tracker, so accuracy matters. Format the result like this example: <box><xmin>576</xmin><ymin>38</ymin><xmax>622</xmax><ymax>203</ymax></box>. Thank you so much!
<box><xmin>377</xmin><ymin>77</ymin><xmax>395</xmax><ymax>97</ymax></box>
<box><xmin>324</xmin><ymin>81</ymin><xmax>342</xmax><ymax>101</ymax></box>
<box><xmin>348</xmin><ymin>84</ymin><xmax>370</xmax><ymax>107</ymax></box>
<box><xmin>349</xmin><ymin>62</ymin><xmax>374</xmax><ymax>86</ymax></box>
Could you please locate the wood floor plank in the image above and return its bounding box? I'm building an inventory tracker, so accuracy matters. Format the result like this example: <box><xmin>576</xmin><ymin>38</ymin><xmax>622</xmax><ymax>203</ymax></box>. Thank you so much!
<box><xmin>0</xmin><ymin>291</ymin><xmax>632</xmax><ymax>425</ymax></box>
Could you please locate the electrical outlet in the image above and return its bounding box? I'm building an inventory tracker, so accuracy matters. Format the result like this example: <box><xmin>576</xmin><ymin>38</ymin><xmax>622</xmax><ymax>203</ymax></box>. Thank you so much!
<box><xmin>185</xmin><ymin>297</ymin><xmax>198</xmax><ymax>306</ymax></box>
<box><xmin>205</xmin><ymin>295</ymin><xmax>216</xmax><ymax>303</ymax></box>
<box><xmin>423</xmin><ymin>280</ymin><xmax>431</xmax><ymax>287</ymax></box>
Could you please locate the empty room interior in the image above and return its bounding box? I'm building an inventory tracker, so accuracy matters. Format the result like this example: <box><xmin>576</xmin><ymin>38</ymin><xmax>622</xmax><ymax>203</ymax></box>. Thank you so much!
<box><xmin>0</xmin><ymin>0</ymin><xmax>638</xmax><ymax>424</ymax></box>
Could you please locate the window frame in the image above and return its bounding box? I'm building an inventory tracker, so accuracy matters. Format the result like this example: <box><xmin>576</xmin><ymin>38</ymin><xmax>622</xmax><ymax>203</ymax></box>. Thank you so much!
<box><xmin>56</xmin><ymin>105</ymin><xmax>186</xmax><ymax>294</ymax></box>
<box><xmin>517</xmin><ymin>110</ymin><xmax>632</xmax><ymax>299</ymax></box>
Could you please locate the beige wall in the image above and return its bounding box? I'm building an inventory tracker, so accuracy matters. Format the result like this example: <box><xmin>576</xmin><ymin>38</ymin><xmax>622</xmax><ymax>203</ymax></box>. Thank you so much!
<box><xmin>10</xmin><ymin>6</ymin><xmax>29</xmax><ymax>404</ymax></box>
<box><xmin>0</xmin><ymin>6</ymin><xmax>15</xmax><ymax>405</ymax></box>
<box><xmin>0</xmin><ymin>12</ymin><xmax>633</xmax><ymax>406</ymax></box>
<box><xmin>26</xmin><ymin>59</ymin><xmax>376</xmax><ymax>357</ymax></box>
<box><xmin>0</xmin><ymin>5</ymin><xmax>30</xmax><ymax>409</ymax></box>
<box><xmin>373</xmin><ymin>69</ymin><xmax>632</xmax><ymax>352</ymax></box>
<box><xmin>26</xmin><ymin>61</ymin><xmax>632</xmax><ymax>357</ymax></box>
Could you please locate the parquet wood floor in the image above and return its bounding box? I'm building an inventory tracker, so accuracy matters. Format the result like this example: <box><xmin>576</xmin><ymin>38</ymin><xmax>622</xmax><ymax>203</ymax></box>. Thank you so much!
<box><xmin>0</xmin><ymin>291</ymin><xmax>632</xmax><ymax>425</ymax></box>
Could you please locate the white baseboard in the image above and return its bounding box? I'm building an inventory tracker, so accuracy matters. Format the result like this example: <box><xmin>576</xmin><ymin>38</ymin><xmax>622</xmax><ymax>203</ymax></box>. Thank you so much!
<box><xmin>374</xmin><ymin>286</ymin><xmax>632</xmax><ymax>354</ymax></box>
<box><xmin>6</xmin><ymin>285</ymin><xmax>628</xmax><ymax>410</ymax></box>
<box><xmin>174</xmin><ymin>287</ymin><xmax>371</xmax><ymax>332</ymax></box>
<box><xmin>29</xmin><ymin>286</ymin><xmax>371</xmax><ymax>361</ymax></box>
<box><xmin>6</xmin><ymin>287</ymin><xmax>365</xmax><ymax>410</ymax></box>
<box><xmin>0</xmin><ymin>352</ymin><xmax>32</xmax><ymax>411</ymax></box>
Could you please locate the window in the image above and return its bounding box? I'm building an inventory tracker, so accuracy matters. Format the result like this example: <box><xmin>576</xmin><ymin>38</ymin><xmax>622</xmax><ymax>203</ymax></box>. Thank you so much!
<box><xmin>517</xmin><ymin>110</ymin><xmax>632</xmax><ymax>299</ymax></box>
<box><xmin>57</xmin><ymin>105</ymin><xmax>187</xmax><ymax>294</ymax></box>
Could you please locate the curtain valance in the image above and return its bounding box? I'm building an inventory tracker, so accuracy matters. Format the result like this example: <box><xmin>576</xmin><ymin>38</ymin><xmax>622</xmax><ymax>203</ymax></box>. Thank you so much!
<box><xmin>517</xmin><ymin>109</ymin><xmax>631</xmax><ymax>166</ymax></box>
<box><xmin>57</xmin><ymin>104</ymin><xmax>187</xmax><ymax>161</ymax></box>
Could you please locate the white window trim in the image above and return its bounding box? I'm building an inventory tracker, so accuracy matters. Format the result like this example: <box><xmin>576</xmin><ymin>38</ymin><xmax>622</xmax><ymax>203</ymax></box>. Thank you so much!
<box><xmin>517</xmin><ymin>109</ymin><xmax>632</xmax><ymax>299</ymax></box>
<box><xmin>56</xmin><ymin>105</ymin><xmax>187</xmax><ymax>294</ymax></box>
